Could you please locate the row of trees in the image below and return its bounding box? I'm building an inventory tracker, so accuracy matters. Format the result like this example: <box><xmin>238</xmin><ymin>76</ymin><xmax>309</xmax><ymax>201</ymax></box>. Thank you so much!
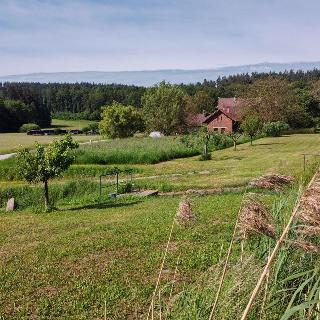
<box><xmin>0</xmin><ymin>98</ymin><xmax>51</xmax><ymax>132</ymax></box>
<box><xmin>99</xmin><ymin>77</ymin><xmax>320</xmax><ymax>138</ymax></box>
<box><xmin>2</xmin><ymin>69</ymin><xmax>320</xmax><ymax>133</ymax></box>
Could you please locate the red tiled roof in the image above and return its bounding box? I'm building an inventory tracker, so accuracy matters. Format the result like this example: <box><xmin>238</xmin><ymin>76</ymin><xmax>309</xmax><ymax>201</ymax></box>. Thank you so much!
<box><xmin>217</xmin><ymin>97</ymin><xmax>243</xmax><ymax>121</ymax></box>
<box><xmin>186</xmin><ymin>112</ymin><xmax>211</xmax><ymax>126</ymax></box>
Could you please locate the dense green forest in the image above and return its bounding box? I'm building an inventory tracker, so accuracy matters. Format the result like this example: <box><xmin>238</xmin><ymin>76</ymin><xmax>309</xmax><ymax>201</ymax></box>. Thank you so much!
<box><xmin>1</xmin><ymin>69</ymin><xmax>320</xmax><ymax>132</ymax></box>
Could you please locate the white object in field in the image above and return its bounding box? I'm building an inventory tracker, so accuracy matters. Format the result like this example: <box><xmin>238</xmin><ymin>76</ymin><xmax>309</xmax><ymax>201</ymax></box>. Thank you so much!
<box><xmin>6</xmin><ymin>198</ymin><xmax>15</xmax><ymax>211</ymax></box>
<box><xmin>149</xmin><ymin>131</ymin><xmax>163</xmax><ymax>138</ymax></box>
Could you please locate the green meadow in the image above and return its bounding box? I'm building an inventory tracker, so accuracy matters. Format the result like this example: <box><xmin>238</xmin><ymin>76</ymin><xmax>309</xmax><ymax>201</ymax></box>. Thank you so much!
<box><xmin>0</xmin><ymin>133</ymin><xmax>320</xmax><ymax>319</ymax></box>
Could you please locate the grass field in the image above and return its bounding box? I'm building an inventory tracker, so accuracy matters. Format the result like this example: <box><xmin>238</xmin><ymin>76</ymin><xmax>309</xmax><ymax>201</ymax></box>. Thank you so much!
<box><xmin>0</xmin><ymin>192</ymin><xmax>273</xmax><ymax>319</ymax></box>
<box><xmin>50</xmin><ymin>118</ymin><xmax>94</xmax><ymax>130</ymax></box>
<box><xmin>1</xmin><ymin>134</ymin><xmax>320</xmax><ymax>319</ymax></box>
<box><xmin>75</xmin><ymin>136</ymin><xmax>199</xmax><ymax>165</ymax></box>
<box><xmin>0</xmin><ymin>119</ymin><xmax>100</xmax><ymax>154</ymax></box>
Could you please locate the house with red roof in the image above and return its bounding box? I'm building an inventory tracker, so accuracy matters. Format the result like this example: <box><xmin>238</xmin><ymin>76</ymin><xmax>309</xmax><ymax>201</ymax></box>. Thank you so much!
<box><xmin>187</xmin><ymin>97</ymin><xmax>243</xmax><ymax>133</ymax></box>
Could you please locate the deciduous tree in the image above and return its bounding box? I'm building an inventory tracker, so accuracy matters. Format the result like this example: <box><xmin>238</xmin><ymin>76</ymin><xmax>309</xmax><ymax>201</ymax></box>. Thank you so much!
<box><xmin>99</xmin><ymin>101</ymin><xmax>144</xmax><ymax>138</ymax></box>
<box><xmin>142</xmin><ymin>82</ymin><xmax>187</xmax><ymax>135</ymax></box>
<box><xmin>17</xmin><ymin>135</ymin><xmax>79</xmax><ymax>211</ymax></box>
<box><xmin>240</xmin><ymin>116</ymin><xmax>262</xmax><ymax>146</ymax></box>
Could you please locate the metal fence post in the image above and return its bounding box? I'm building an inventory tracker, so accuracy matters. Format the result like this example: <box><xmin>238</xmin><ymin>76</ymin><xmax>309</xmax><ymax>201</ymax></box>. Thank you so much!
<box><xmin>116</xmin><ymin>171</ymin><xmax>119</xmax><ymax>194</ymax></box>
<box><xmin>99</xmin><ymin>175</ymin><xmax>102</xmax><ymax>199</ymax></box>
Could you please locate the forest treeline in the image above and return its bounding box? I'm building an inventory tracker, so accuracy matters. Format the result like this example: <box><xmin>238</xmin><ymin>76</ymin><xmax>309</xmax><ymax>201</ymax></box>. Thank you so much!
<box><xmin>1</xmin><ymin>69</ymin><xmax>320</xmax><ymax>132</ymax></box>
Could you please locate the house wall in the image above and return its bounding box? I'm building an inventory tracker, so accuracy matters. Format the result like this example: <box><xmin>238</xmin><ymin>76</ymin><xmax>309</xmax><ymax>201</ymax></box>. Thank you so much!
<box><xmin>207</xmin><ymin>112</ymin><xmax>233</xmax><ymax>133</ymax></box>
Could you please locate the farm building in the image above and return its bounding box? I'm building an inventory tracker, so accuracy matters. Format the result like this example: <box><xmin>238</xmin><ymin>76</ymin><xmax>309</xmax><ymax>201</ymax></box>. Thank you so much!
<box><xmin>188</xmin><ymin>97</ymin><xmax>243</xmax><ymax>133</ymax></box>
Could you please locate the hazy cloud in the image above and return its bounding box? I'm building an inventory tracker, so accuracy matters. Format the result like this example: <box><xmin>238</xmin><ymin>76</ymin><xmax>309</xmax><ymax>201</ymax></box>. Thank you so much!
<box><xmin>0</xmin><ymin>0</ymin><xmax>320</xmax><ymax>75</ymax></box>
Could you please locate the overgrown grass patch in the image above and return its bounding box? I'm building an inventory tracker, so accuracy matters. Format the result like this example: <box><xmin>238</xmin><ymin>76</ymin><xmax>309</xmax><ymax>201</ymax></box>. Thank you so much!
<box><xmin>74</xmin><ymin>136</ymin><xmax>199</xmax><ymax>165</ymax></box>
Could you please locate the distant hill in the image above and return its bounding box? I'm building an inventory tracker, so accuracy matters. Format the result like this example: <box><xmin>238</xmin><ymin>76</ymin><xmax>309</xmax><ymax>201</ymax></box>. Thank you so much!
<box><xmin>1</xmin><ymin>61</ymin><xmax>320</xmax><ymax>86</ymax></box>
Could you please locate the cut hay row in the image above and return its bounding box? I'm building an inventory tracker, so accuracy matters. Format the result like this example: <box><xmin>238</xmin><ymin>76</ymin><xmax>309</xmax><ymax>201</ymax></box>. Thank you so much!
<box><xmin>238</xmin><ymin>193</ymin><xmax>276</xmax><ymax>240</ymax></box>
<box><xmin>249</xmin><ymin>173</ymin><xmax>294</xmax><ymax>191</ymax></box>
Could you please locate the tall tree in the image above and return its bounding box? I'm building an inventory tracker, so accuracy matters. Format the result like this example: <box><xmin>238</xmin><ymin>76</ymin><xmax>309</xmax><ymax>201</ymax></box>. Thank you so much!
<box><xmin>99</xmin><ymin>101</ymin><xmax>144</xmax><ymax>138</ymax></box>
<box><xmin>142</xmin><ymin>82</ymin><xmax>187</xmax><ymax>135</ymax></box>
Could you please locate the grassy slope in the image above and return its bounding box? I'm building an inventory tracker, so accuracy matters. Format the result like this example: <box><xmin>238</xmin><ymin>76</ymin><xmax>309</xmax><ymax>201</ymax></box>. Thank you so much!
<box><xmin>0</xmin><ymin>119</ymin><xmax>99</xmax><ymax>154</ymax></box>
<box><xmin>68</xmin><ymin>134</ymin><xmax>320</xmax><ymax>190</ymax></box>
<box><xmin>0</xmin><ymin>194</ymin><xmax>245</xmax><ymax>319</ymax></box>
<box><xmin>0</xmin><ymin>134</ymin><xmax>319</xmax><ymax>319</ymax></box>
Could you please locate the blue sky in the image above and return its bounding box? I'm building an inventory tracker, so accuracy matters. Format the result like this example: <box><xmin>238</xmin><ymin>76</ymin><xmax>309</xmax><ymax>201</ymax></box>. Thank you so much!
<box><xmin>0</xmin><ymin>0</ymin><xmax>319</xmax><ymax>75</ymax></box>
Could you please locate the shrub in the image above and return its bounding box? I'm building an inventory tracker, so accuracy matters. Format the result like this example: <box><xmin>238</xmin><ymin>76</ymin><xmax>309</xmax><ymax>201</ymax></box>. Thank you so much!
<box><xmin>118</xmin><ymin>182</ymin><xmax>133</xmax><ymax>194</ymax></box>
<box><xmin>263</xmin><ymin>121</ymin><xmax>290</xmax><ymax>137</ymax></box>
<box><xmin>83</xmin><ymin>122</ymin><xmax>99</xmax><ymax>135</ymax></box>
<box><xmin>19</xmin><ymin>123</ymin><xmax>41</xmax><ymax>133</ymax></box>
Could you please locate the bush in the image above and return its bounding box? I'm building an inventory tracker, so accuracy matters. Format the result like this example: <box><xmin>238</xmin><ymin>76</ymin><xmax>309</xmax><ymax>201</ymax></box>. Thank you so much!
<box><xmin>118</xmin><ymin>182</ymin><xmax>133</xmax><ymax>194</ymax></box>
<box><xmin>19</xmin><ymin>123</ymin><xmax>41</xmax><ymax>133</ymax></box>
<box><xmin>83</xmin><ymin>122</ymin><xmax>99</xmax><ymax>135</ymax></box>
<box><xmin>263</xmin><ymin>121</ymin><xmax>290</xmax><ymax>137</ymax></box>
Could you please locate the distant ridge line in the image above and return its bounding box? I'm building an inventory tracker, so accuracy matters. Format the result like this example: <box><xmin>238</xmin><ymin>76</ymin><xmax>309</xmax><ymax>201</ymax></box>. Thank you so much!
<box><xmin>1</xmin><ymin>61</ymin><xmax>320</xmax><ymax>86</ymax></box>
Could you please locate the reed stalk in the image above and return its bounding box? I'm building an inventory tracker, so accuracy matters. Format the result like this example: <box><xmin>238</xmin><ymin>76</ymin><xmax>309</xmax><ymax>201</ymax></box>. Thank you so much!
<box><xmin>147</xmin><ymin>217</ymin><xmax>176</xmax><ymax>320</ymax></box>
<box><xmin>241</xmin><ymin>171</ymin><xmax>319</xmax><ymax>320</ymax></box>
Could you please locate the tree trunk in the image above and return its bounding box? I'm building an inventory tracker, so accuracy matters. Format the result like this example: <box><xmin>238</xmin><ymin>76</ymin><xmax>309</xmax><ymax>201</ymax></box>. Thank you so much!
<box><xmin>250</xmin><ymin>136</ymin><xmax>253</xmax><ymax>146</ymax></box>
<box><xmin>233</xmin><ymin>140</ymin><xmax>237</xmax><ymax>151</ymax></box>
<box><xmin>204</xmin><ymin>143</ymin><xmax>208</xmax><ymax>155</ymax></box>
<box><xmin>44</xmin><ymin>180</ymin><xmax>49</xmax><ymax>211</ymax></box>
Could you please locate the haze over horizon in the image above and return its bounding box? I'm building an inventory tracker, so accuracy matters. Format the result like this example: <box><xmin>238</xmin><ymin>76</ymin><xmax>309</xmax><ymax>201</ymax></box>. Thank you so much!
<box><xmin>1</xmin><ymin>0</ymin><xmax>320</xmax><ymax>76</ymax></box>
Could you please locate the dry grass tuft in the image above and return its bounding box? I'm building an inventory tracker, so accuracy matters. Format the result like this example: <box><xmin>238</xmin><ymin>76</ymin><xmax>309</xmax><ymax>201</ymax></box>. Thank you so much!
<box><xmin>238</xmin><ymin>193</ymin><xmax>276</xmax><ymax>240</ymax></box>
<box><xmin>298</xmin><ymin>181</ymin><xmax>320</xmax><ymax>226</ymax></box>
<box><xmin>249</xmin><ymin>173</ymin><xmax>294</xmax><ymax>191</ymax></box>
<box><xmin>291</xmin><ymin>240</ymin><xmax>320</xmax><ymax>253</ymax></box>
<box><xmin>175</xmin><ymin>196</ymin><xmax>195</xmax><ymax>225</ymax></box>
<box><xmin>295</xmin><ymin>225</ymin><xmax>320</xmax><ymax>236</ymax></box>
<box><xmin>293</xmin><ymin>172</ymin><xmax>320</xmax><ymax>253</ymax></box>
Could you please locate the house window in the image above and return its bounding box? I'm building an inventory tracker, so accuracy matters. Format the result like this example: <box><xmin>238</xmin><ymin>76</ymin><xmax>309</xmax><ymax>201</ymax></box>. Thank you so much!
<box><xmin>221</xmin><ymin>128</ymin><xmax>226</xmax><ymax>133</ymax></box>
<box><xmin>214</xmin><ymin>128</ymin><xmax>218</xmax><ymax>131</ymax></box>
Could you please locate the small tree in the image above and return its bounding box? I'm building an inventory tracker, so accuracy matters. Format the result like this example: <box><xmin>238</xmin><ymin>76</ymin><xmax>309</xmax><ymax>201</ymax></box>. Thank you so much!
<box><xmin>182</xmin><ymin>126</ymin><xmax>212</xmax><ymax>160</ymax></box>
<box><xmin>228</xmin><ymin>132</ymin><xmax>242</xmax><ymax>151</ymax></box>
<box><xmin>240</xmin><ymin>116</ymin><xmax>262</xmax><ymax>146</ymax></box>
<box><xmin>99</xmin><ymin>101</ymin><xmax>144</xmax><ymax>138</ymax></box>
<box><xmin>17</xmin><ymin>135</ymin><xmax>78</xmax><ymax>211</ymax></box>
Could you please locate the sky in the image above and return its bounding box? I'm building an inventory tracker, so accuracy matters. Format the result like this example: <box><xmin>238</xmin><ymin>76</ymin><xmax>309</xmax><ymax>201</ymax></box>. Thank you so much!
<box><xmin>0</xmin><ymin>0</ymin><xmax>320</xmax><ymax>75</ymax></box>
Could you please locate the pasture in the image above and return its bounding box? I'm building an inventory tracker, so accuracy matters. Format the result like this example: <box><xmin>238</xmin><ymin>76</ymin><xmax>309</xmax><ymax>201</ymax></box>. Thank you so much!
<box><xmin>0</xmin><ymin>119</ymin><xmax>100</xmax><ymax>154</ymax></box>
<box><xmin>0</xmin><ymin>133</ymin><xmax>320</xmax><ymax>319</ymax></box>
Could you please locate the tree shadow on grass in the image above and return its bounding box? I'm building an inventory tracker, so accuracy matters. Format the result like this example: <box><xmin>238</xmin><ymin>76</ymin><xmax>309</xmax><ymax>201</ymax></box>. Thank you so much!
<box><xmin>218</xmin><ymin>155</ymin><xmax>246</xmax><ymax>161</ymax></box>
<box><xmin>65</xmin><ymin>199</ymin><xmax>142</xmax><ymax>211</ymax></box>
<box><xmin>252</xmin><ymin>142</ymin><xmax>285</xmax><ymax>146</ymax></box>
<box><xmin>49</xmin><ymin>124</ymin><xmax>71</xmax><ymax>129</ymax></box>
